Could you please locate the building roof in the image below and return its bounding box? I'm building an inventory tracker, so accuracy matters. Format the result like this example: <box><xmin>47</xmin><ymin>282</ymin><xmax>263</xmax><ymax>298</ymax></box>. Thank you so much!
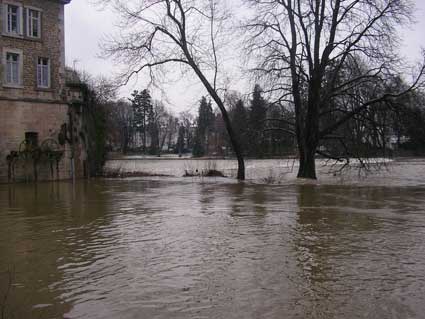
<box><xmin>59</xmin><ymin>0</ymin><xmax>72</xmax><ymax>4</ymax></box>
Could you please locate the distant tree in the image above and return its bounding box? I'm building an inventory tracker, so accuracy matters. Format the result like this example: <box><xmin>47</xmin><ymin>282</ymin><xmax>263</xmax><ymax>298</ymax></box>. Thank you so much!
<box><xmin>192</xmin><ymin>130</ymin><xmax>204</xmax><ymax>157</ymax></box>
<box><xmin>230</xmin><ymin>99</ymin><xmax>248</xmax><ymax>155</ymax></box>
<box><xmin>129</xmin><ymin>91</ymin><xmax>143</xmax><ymax>148</ymax></box>
<box><xmin>193</xmin><ymin>97</ymin><xmax>215</xmax><ymax>157</ymax></box>
<box><xmin>166</xmin><ymin>117</ymin><xmax>179</xmax><ymax>152</ymax></box>
<box><xmin>147</xmin><ymin>101</ymin><xmax>162</xmax><ymax>156</ymax></box>
<box><xmin>262</xmin><ymin>103</ymin><xmax>296</xmax><ymax>156</ymax></box>
<box><xmin>177</xmin><ymin>124</ymin><xmax>185</xmax><ymax>156</ymax></box>
<box><xmin>211</xmin><ymin>113</ymin><xmax>227</xmax><ymax>156</ymax></box>
<box><xmin>248</xmin><ymin>85</ymin><xmax>267</xmax><ymax>157</ymax></box>
<box><xmin>129</xmin><ymin>89</ymin><xmax>153</xmax><ymax>153</ymax></box>
<box><xmin>105</xmin><ymin>99</ymin><xmax>134</xmax><ymax>153</ymax></box>
<box><xmin>145</xmin><ymin>101</ymin><xmax>177</xmax><ymax>156</ymax></box>
<box><xmin>398</xmin><ymin>90</ymin><xmax>425</xmax><ymax>154</ymax></box>
<box><xmin>179</xmin><ymin>111</ymin><xmax>195</xmax><ymax>151</ymax></box>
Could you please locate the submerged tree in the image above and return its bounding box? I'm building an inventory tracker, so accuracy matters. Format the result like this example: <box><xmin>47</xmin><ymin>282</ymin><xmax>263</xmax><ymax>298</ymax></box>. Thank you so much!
<box><xmin>246</xmin><ymin>0</ymin><xmax>425</xmax><ymax>179</ymax></box>
<box><xmin>100</xmin><ymin>0</ymin><xmax>246</xmax><ymax>179</ymax></box>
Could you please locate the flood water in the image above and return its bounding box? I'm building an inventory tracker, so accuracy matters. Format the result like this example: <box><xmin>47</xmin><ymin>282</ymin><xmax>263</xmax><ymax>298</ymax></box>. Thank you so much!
<box><xmin>1</xmin><ymin>159</ymin><xmax>425</xmax><ymax>318</ymax></box>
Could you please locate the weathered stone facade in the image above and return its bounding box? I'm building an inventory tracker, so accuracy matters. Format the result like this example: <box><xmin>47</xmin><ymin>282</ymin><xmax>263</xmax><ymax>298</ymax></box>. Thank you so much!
<box><xmin>0</xmin><ymin>0</ymin><xmax>77</xmax><ymax>183</ymax></box>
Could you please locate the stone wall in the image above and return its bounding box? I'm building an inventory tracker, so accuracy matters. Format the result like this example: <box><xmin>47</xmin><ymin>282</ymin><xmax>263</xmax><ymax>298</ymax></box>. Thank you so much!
<box><xmin>0</xmin><ymin>99</ymin><xmax>73</xmax><ymax>182</ymax></box>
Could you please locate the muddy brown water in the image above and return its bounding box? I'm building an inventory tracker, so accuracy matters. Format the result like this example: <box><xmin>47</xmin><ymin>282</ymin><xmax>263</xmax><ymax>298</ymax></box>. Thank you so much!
<box><xmin>1</xmin><ymin>158</ymin><xmax>425</xmax><ymax>318</ymax></box>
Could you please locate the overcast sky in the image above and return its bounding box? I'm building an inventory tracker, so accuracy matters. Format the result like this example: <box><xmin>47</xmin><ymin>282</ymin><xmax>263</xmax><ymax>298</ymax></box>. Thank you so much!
<box><xmin>65</xmin><ymin>0</ymin><xmax>425</xmax><ymax>114</ymax></box>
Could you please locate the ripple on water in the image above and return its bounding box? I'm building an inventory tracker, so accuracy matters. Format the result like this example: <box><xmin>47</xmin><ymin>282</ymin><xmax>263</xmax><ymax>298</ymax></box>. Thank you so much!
<box><xmin>0</xmin><ymin>172</ymin><xmax>425</xmax><ymax>318</ymax></box>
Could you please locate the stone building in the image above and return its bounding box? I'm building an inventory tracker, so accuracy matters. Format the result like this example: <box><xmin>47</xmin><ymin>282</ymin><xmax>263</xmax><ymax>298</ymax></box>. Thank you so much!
<box><xmin>0</xmin><ymin>0</ymin><xmax>84</xmax><ymax>182</ymax></box>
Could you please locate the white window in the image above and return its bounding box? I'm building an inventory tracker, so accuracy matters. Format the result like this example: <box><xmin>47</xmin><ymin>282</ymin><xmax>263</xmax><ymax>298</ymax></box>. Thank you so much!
<box><xmin>5</xmin><ymin>52</ymin><xmax>21</xmax><ymax>85</ymax></box>
<box><xmin>4</xmin><ymin>3</ymin><xmax>23</xmax><ymax>35</ymax></box>
<box><xmin>37</xmin><ymin>57</ymin><xmax>50</xmax><ymax>88</ymax></box>
<box><xmin>27</xmin><ymin>8</ymin><xmax>41</xmax><ymax>38</ymax></box>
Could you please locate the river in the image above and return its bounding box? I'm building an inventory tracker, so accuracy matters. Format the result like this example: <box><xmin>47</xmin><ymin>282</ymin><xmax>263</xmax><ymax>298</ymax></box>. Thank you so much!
<box><xmin>1</xmin><ymin>158</ymin><xmax>425</xmax><ymax>318</ymax></box>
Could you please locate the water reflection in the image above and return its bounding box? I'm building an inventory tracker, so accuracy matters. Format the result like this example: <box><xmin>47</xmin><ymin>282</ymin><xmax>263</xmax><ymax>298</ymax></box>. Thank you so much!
<box><xmin>0</xmin><ymin>181</ymin><xmax>115</xmax><ymax>319</ymax></box>
<box><xmin>294</xmin><ymin>185</ymin><xmax>425</xmax><ymax>318</ymax></box>
<box><xmin>0</xmin><ymin>178</ymin><xmax>425</xmax><ymax>318</ymax></box>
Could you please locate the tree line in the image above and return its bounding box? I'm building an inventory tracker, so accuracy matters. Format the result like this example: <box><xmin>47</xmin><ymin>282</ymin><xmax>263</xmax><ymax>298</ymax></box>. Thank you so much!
<box><xmin>101</xmin><ymin>84</ymin><xmax>295</xmax><ymax>158</ymax></box>
<box><xmin>96</xmin><ymin>0</ymin><xmax>425</xmax><ymax>180</ymax></box>
<box><xmin>88</xmin><ymin>80</ymin><xmax>425</xmax><ymax>166</ymax></box>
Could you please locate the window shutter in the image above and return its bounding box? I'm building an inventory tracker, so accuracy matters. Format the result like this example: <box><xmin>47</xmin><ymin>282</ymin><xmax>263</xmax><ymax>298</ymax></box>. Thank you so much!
<box><xmin>18</xmin><ymin>6</ymin><xmax>22</xmax><ymax>35</ymax></box>
<box><xmin>23</xmin><ymin>7</ymin><xmax>27</xmax><ymax>36</ymax></box>
<box><xmin>43</xmin><ymin>65</ymin><xmax>48</xmax><ymax>87</ymax></box>
<box><xmin>37</xmin><ymin>63</ymin><xmax>42</xmax><ymax>86</ymax></box>
<box><xmin>13</xmin><ymin>60</ymin><xmax>18</xmax><ymax>84</ymax></box>
<box><xmin>3</xmin><ymin>4</ymin><xmax>9</xmax><ymax>33</ymax></box>
<box><xmin>6</xmin><ymin>61</ymin><xmax>12</xmax><ymax>84</ymax></box>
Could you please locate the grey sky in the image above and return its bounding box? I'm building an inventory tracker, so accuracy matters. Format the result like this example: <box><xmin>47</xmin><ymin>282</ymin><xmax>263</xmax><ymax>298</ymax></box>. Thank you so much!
<box><xmin>65</xmin><ymin>0</ymin><xmax>425</xmax><ymax>114</ymax></box>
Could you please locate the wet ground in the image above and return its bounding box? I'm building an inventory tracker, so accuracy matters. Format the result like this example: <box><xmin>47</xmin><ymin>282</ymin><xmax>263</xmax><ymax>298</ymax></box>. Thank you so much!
<box><xmin>1</xmin><ymin>158</ymin><xmax>425</xmax><ymax>318</ymax></box>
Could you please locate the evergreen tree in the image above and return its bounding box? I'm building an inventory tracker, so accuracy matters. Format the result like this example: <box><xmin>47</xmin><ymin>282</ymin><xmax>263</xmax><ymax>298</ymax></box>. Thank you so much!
<box><xmin>129</xmin><ymin>89</ymin><xmax>152</xmax><ymax>152</ymax></box>
<box><xmin>198</xmin><ymin>97</ymin><xmax>214</xmax><ymax>136</ymax></box>
<box><xmin>192</xmin><ymin>127</ymin><xmax>204</xmax><ymax>157</ymax></box>
<box><xmin>231</xmin><ymin>99</ymin><xmax>248</xmax><ymax>155</ymax></box>
<box><xmin>248</xmin><ymin>85</ymin><xmax>267</xmax><ymax>157</ymax></box>
<box><xmin>177</xmin><ymin>124</ymin><xmax>185</xmax><ymax>156</ymax></box>
<box><xmin>147</xmin><ymin>103</ymin><xmax>159</xmax><ymax>155</ymax></box>
<box><xmin>192</xmin><ymin>97</ymin><xmax>215</xmax><ymax>157</ymax></box>
<box><xmin>130</xmin><ymin>90</ymin><xmax>143</xmax><ymax>135</ymax></box>
<box><xmin>397</xmin><ymin>91</ymin><xmax>425</xmax><ymax>154</ymax></box>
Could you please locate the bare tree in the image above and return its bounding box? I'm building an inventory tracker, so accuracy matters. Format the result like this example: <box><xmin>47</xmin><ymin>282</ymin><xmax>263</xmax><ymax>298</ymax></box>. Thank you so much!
<box><xmin>245</xmin><ymin>0</ymin><xmax>425</xmax><ymax>179</ymax></box>
<box><xmin>105</xmin><ymin>99</ymin><xmax>134</xmax><ymax>153</ymax></box>
<box><xmin>156</xmin><ymin>102</ymin><xmax>176</xmax><ymax>156</ymax></box>
<box><xmin>99</xmin><ymin>0</ymin><xmax>246</xmax><ymax>179</ymax></box>
<box><xmin>166</xmin><ymin>116</ymin><xmax>179</xmax><ymax>152</ymax></box>
<box><xmin>179</xmin><ymin>111</ymin><xmax>195</xmax><ymax>151</ymax></box>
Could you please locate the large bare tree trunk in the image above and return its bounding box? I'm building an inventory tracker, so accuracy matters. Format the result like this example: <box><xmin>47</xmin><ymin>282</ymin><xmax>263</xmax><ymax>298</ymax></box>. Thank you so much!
<box><xmin>297</xmin><ymin>142</ymin><xmax>317</xmax><ymax>179</ymax></box>
<box><xmin>224</xmin><ymin>113</ymin><xmax>245</xmax><ymax>180</ymax></box>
